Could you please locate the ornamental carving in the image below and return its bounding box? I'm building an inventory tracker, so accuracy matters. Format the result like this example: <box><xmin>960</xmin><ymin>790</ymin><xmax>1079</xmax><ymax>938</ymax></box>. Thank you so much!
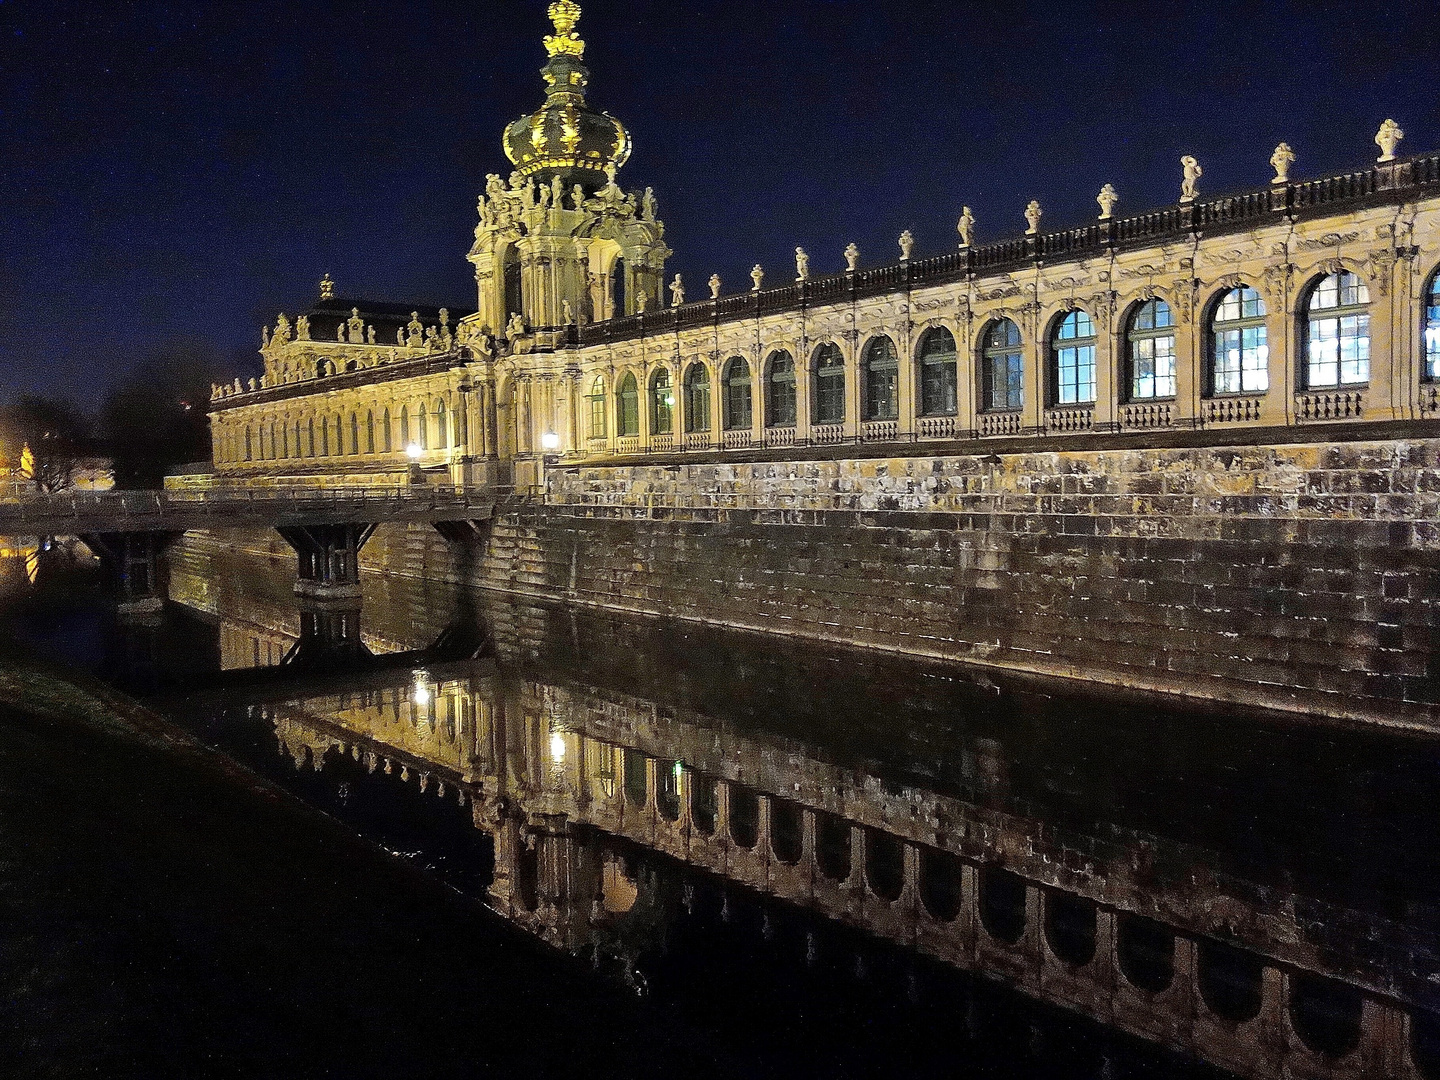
<box><xmin>1118</xmin><ymin>263</ymin><xmax>1166</xmax><ymax>279</ymax></box>
<box><xmin>1297</xmin><ymin>232</ymin><xmax>1360</xmax><ymax>251</ymax></box>
<box><xmin>1367</xmin><ymin>249</ymin><xmax>1397</xmax><ymax>296</ymax></box>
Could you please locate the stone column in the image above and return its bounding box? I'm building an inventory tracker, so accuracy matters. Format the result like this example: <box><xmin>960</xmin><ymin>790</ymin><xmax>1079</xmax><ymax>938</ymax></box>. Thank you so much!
<box><xmin>956</xmin><ymin>316</ymin><xmax>978</xmax><ymax>436</ymax></box>
<box><xmin>1174</xmin><ymin>295</ymin><xmax>1201</xmax><ymax>427</ymax></box>
<box><xmin>1093</xmin><ymin>300</ymin><xmax>1118</xmax><ymax>431</ymax></box>
<box><xmin>897</xmin><ymin>317</ymin><xmax>916</xmax><ymax>438</ymax></box>
<box><xmin>796</xmin><ymin>347</ymin><xmax>812</xmax><ymax>444</ymax></box>
<box><xmin>843</xmin><ymin>332</ymin><xmax>861</xmax><ymax>440</ymax></box>
<box><xmin>1367</xmin><ymin>252</ymin><xmax>1404</xmax><ymax>419</ymax></box>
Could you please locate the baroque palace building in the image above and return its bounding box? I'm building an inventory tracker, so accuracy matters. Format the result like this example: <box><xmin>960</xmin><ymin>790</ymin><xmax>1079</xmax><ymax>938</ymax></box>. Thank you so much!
<box><xmin>208</xmin><ymin>2</ymin><xmax>1440</xmax><ymax>494</ymax></box>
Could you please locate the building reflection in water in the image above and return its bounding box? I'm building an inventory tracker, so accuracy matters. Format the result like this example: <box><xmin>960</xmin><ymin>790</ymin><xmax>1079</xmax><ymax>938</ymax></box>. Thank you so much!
<box><xmin>160</xmin><ymin>549</ymin><xmax>1440</xmax><ymax>1080</ymax></box>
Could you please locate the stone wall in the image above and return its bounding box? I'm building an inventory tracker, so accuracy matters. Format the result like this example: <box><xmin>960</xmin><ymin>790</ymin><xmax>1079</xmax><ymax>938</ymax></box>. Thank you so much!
<box><xmin>477</xmin><ymin>438</ymin><xmax>1440</xmax><ymax>728</ymax></box>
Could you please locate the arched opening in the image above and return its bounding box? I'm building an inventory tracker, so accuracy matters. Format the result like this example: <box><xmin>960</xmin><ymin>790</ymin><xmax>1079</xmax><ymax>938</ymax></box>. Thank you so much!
<box><xmin>978</xmin><ymin>866</ymin><xmax>1027</xmax><ymax>944</ymax></box>
<box><xmin>1302</xmin><ymin>270</ymin><xmax>1370</xmax><ymax>389</ymax></box>
<box><xmin>515</xmin><ymin>840</ymin><xmax>539</xmax><ymax>912</ymax></box>
<box><xmin>1288</xmin><ymin>974</ymin><xmax>1363</xmax><ymax>1058</ymax></box>
<box><xmin>769</xmin><ymin>799</ymin><xmax>803</xmax><ymax>865</ymax></box>
<box><xmin>398</xmin><ymin>406</ymin><xmax>410</xmax><ymax>448</ymax></box>
<box><xmin>1197</xmin><ymin>940</ymin><xmax>1265</xmax><ymax>1024</ymax></box>
<box><xmin>765</xmin><ymin>350</ymin><xmax>796</xmax><ymax>427</ymax></box>
<box><xmin>1049</xmin><ymin>309</ymin><xmax>1097</xmax><ymax>405</ymax></box>
<box><xmin>1116</xmin><ymin>914</ymin><xmax>1175</xmax><ymax>993</ymax></box>
<box><xmin>1127</xmin><ymin>299</ymin><xmax>1177</xmax><ymax>401</ymax></box>
<box><xmin>349</xmin><ymin>413</ymin><xmax>360</xmax><ymax>455</ymax></box>
<box><xmin>503</xmin><ymin>245</ymin><xmax>522</xmax><ymax>324</ymax></box>
<box><xmin>690</xmin><ymin>774</ymin><xmax>717</xmax><ymax>836</ymax></box>
<box><xmin>622</xmin><ymin>748</ymin><xmax>647</xmax><ymax>807</ymax></box>
<box><xmin>306</xmin><ymin>418</ymin><xmax>316</xmax><ymax>457</ymax></box>
<box><xmin>243</xmin><ymin>426</ymin><xmax>252</xmax><ymax>461</ymax></box>
<box><xmin>1208</xmin><ymin>285</ymin><xmax>1269</xmax><ymax>395</ymax></box>
<box><xmin>811</xmin><ymin>342</ymin><xmax>845</xmax><ymax>424</ymax></box>
<box><xmin>722</xmin><ymin>357</ymin><xmax>752</xmax><ymax>430</ymax></box>
<box><xmin>365</xmin><ymin>411</ymin><xmax>375</xmax><ymax>453</ymax></box>
<box><xmin>917</xmin><ymin>327</ymin><xmax>958</xmax><ymax>416</ymax></box>
<box><xmin>728</xmin><ymin>787</ymin><xmax>760</xmax><ymax>849</ymax></box>
<box><xmin>656</xmin><ymin>760</ymin><xmax>681</xmax><ymax>822</ymax></box>
<box><xmin>864</xmin><ymin>829</ymin><xmax>905</xmax><ymax>901</ymax></box>
<box><xmin>861</xmin><ymin>335</ymin><xmax>899</xmax><ymax>420</ymax></box>
<box><xmin>587</xmin><ymin>376</ymin><xmax>607</xmax><ymax>439</ymax></box>
<box><xmin>981</xmin><ymin>319</ymin><xmax>1024</xmax><ymax>412</ymax></box>
<box><xmin>434</xmin><ymin>401</ymin><xmax>448</xmax><ymax>449</ymax></box>
<box><xmin>381</xmin><ymin>410</ymin><xmax>392</xmax><ymax>453</ymax></box>
<box><xmin>1044</xmin><ymin>891</ymin><xmax>1097</xmax><ymax>967</ymax></box>
<box><xmin>683</xmin><ymin>363</ymin><xmax>711</xmax><ymax>433</ymax></box>
<box><xmin>616</xmin><ymin>372</ymin><xmax>639</xmax><ymax>436</ymax></box>
<box><xmin>610</xmin><ymin>255</ymin><xmax>627</xmax><ymax>318</ymax></box>
<box><xmin>650</xmin><ymin>368</ymin><xmax>674</xmax><ymax>435</ymax></box>
<box><xmin>415</xmin><ymin>404</ymin><xmax>428</xmax><ymax>450</ymax></box>
<box><xmin>815</xmin><ymin>813</ymin><xmax>851</xmax><ymax>881</ymax></box>
<box><xmin>918</xmin><ymin>848</ymin><xmax>963</xmax><ymax>922</ymax></box>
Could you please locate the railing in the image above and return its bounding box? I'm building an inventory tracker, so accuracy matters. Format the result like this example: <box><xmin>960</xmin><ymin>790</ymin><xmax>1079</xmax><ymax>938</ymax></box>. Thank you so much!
<box><xmin>809</xmin><ymin>423</ymin><xmax>846</xmax><ymax>446</ymax></box>
<box><xmin>1295</xmin><ymin>390</ymin><xmax>1365</xmax><ymax>422</ymax></box>
<box><xmin>650</xmin><ymin>433</ymin><xmax>675</xmax><ymax>453</ymax></box>
<box><xmin>1045</xmin><ymin>406</ymin><xmax>1094</xmax><ymax>434</ymax></box>
<box><xmin>860</xmin><ymin>420</ymin><xmax>899</xmax><ymax>443</ymax></box>
<box><xmin>1422</xmin><ymin>385</ymin><xmax>1440</xmax><ymax>416</ymax></box>
<box><xmin>1204</xmin><ymin>396</ymin><xmax>1265</xmax><ymax>425</ymax></box>
<box><xmin>764</xmin><ymin>426</ymin><xmax>796</xmax><ymax>449</ymax></box>
<box><xmin>916</xmin><ymin>415</ymin><xmax>957</xmax><ymax>440</ymax></box>
<box><xmin>1120</xmin><ymin>402</ymin><xmax>1174</xmax><ymax>430</ymax></box>
<box><xmin>616</xmin><ymin>436</ymin><xmax>641</xmax><ymax>455</ymax></box>
<box><xmin>979</xmin><ymin>411</ymin><xmax>1024</xmax><ymax>438</ymax></box>
<box><xmin>683</xmin><ymin>431</ymin><xmax>712</xmax><ymax>451</ymax></box>
<box><xmin>722</xmin><ymin>429</ymin><xmax>753</xmax><ymax>450</ymax></box>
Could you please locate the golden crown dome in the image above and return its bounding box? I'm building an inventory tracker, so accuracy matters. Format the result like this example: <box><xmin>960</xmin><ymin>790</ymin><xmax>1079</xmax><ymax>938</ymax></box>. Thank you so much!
<box><xmin>503</xmin><ymin>2</ymin><xmax>631</xmax><ymax>188</ymax></box>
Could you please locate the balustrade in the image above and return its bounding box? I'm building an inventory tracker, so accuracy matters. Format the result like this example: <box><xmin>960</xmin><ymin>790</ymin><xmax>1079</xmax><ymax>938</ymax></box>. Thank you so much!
<box><xmin>764</xmin><ymin>427</ymin><xmax>795</xmax><ymax>449</ymax></box>
<box><xmin>1120</xmin><ymin>402</ymin><xmax>1174</xmax><ymax>430</ymax></box>
<box><xmin>1294</xmin><ymin>390</ymin><xmax>1364</xmax><ymax>422</ymax></box>
<box><xmin>979</xmin><ymin>412</ymin><xmax>1024</xmax><ymax>438</ymax></box>
<box><xmin>916</xmin><ymin>415</ymin><xmax>957</xmax><ymax>440</ymax></box>
<box><xmin>809</xmin><ymin>423</ymin><xmax>846</xmax><ymax>446</ymax></box>
<box><xmin>860</xmin><ymin>420</ymin><xmax>899</xmax><ymax>443</ymax></box>
<box><xmin>1204</xmin><ymin>397</ymin><xmax>1265</xmax><ymax>425</ymax></box>
<box><xmin>1045</xmin><ymin>407</ymin><xmax>1094</xmax><ymax>434</ymax></box>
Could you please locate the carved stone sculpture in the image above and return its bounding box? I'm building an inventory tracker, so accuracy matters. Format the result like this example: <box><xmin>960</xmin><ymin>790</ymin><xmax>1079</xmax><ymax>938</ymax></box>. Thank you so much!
<box><xmin>957</xmin><ymin>207</ymin><xmax>974</xmax><ymax>248</ymax></box>
<box><xmin>274</xmin><ymin>313</ymin><xmax>292</xmax><ymax>344</ymax></box>
<box><xmin>709</xmin><ymin>274</ymin><xmax>722</xmax><ymax>299</ymax></box>
<box><xmin>670</xmin><ymin>275</ymin><xmax>684</xmax><ymax>306</ymax></box>
<box><xmin>537</xmin><ymin>183</ymin><xmax>552</xmax><ymax>209</ymax></box>
<box><xmin>248</xmin><ymin>378</ymin><xmax>258</xmax><ymax>391</ymax></box>
<box><xmin>845</xmin><ymin>243</ymin><xmax>860</xmax><ymax>271</ymax></box>
<box><xmin>295</xmin><ymin>315</ymin><xmax>310</xmax><ymax>340</ymax></box>
<box><xmin>367</xmin><ymin>325</ymin><xmax>376</xmax><ymax>344</ymax></box>
<box><xmin>795</xmin><ymin>247</ymin><xmax>809</xmax><ymax>281</ymax></box>
<box><xmin>261</xmin><ymin>326</ymin><xmax>270</xmax><ymax>348</ymax></box>
<box><xmin>751</xmin><ymin>265</ymin><xmax>764</xmax><ymax>291</ymax></box>
<box><xmin>642</xmin><ymin>187</ymin><xmax>657</xmax><ymax>221</ymax></box>
<box><xmin>507</xmin><ymin>312</ymin><xmax>526</xmax><ymax>338</ymax></box>
<box><xmin>1180</xmin><ymin>156</ymin><xmax>1202</xmax><ymax>202</ymax></box>
<box><xmin>636</xmin><ymin>289</ymin><xmax>648</xmax><ymax>313</ymax></box>
<box><xmin>398</xmin><ymin>327</ymin><xmax>407</xmax><ymax>346</ymax></box>
<box><xmin>1270</xmin><ymin>142</ymin><xmax>1295</xmax><ymax>184</ymax></box>
<box><xmin>563</xmin><ymin>299</ymin><xmax>575</xmax><ymax>324</ymax></box>
<box><xmin>899</xmin><ymin>230</ymin><xmax>914</xmax><ymax>261</ymax></box>
<box><xmin>552</xmin><ymin>175</ymin><xmax>564</xmax><ymax>208</ymax></box>
<box><xmin>1376</xmin><ymin>119</ymin><xmax>1404</xmax><ymax>162</ymax></box>
<box><xmin>319</xmin><ymin>274</ymin><xmax>334</xmax><ymax>300</ymax></box>
<box><xmin>572</xmin><ymin>183</ymin><xmax>586</xmax><ymax>210</ymax></box>
<box><xmin>407</xmin><ymin>312</ymin><xmax>425</xmax><ymax>347</ymax></box>
<box><xmin>1097</xmin><ymin>184</ymin><xmax>1118</xmax><ymax>220</ymax></box>
<box><xmin>348</xmin><ymin>307</ymin><xmax>364</xmax><ymax>341</ymax></box>
<box><xmin>1025</xmin><ymin>200</ymin><xmax>1043</xmax><ymax>234</ymax></box>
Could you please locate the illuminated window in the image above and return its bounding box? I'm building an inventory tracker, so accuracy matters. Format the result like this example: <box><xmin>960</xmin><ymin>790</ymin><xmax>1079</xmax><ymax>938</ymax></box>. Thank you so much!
<box><xmin>917</xmin><ymin>327</ymin><xmax>958</xmax><ymax>416</ymax></box>
<box><xmin>616</xmin><ymin>372</ymin><xmax>639</xmax><ymax>436</ymax></box>
<box><xmin>1209</xmin><ymin>286</ymin><xmax>1269</xmax><ymax>394</ymax></box>
<box><xmin>650</xmin><ymin>368</ymin><xmax>674</xmax><ymax>434</ymax></box>
<box><xmin>587</xmin><ymin>376</ymin><xmax>606</xmax><ymax>438</ymax></box>
<box><xmin>766</xmin><ymin>350</ymin><xmax>796</xmax><ymax>427</ymax></box>
<box><xmin>1427</xmin><ymin>272</ymin><xmax>1440</xmax><ymax>379</ymax></box>
<box><xmin>1128</xmin><ymin>299</ymin><xmax>1176</xmax><ymax>400</ymax></box>
<box><xmin>812</xmin><ymin>342</ymin><xmax>845</xmax><ymax>424</ymax></box>
<box><xmin>723</xmin><ymin>357</ymin><xmax>752</xmax><ymax>430</ymax></box>
<box><xmin>683</xmin><ymin>364</ymin><xmax>711</xmax><ymax>433</ymax></box>
<box><xmin>1051</xmin><ymin>310</ymin><xmax>1097</xmax><ymax>405</ymax></box>
<box><xmin>862</xmin><ymin>336</ymin><xmax>899</xmax><ymax>420</ymax></box>
<box><xmin>1304</xmin><ymin>271</ymin><xmax>1370</xmax><ymax>388</ymax></box>
<box><xmin>982</xmin><ymin>319</ymin><xmax>1024</xmax><ymax>411</ymax></box>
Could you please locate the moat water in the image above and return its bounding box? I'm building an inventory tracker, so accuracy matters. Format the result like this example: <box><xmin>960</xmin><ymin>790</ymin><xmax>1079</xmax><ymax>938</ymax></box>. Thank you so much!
<box><xmin>4</xmin><ymin>540</ymin><xmax>1440</xmax><ymax>1079</ymax></box>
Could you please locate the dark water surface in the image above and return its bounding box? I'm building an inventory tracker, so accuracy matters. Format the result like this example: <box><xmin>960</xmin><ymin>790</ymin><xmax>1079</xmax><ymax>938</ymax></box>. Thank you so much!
<box><xmin>4</xmin><ymin>542</ymin><xmax>1440</xmax><ymax>1079</ymax></box>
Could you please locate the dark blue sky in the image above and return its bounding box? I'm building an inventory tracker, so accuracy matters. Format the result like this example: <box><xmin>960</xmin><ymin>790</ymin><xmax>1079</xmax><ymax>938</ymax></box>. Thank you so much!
<box><xmin>3</xmin><ymin>0</ymin><xmax>1438</xmax><ymax>407</ymax></box>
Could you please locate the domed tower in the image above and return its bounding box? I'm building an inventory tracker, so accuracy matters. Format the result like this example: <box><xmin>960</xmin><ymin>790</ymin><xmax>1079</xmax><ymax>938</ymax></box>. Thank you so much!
<box><xmin>467</xmin><ymin>2</ymin><xmax>669</xmax><ymax>334</ymax></box>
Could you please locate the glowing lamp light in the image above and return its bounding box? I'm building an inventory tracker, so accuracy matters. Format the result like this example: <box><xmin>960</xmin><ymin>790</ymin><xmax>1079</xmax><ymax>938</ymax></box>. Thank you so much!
<box><xmin>540</xmin><ymin>431</ymin><xmax>561</xmax><ymax>452</ymax></box>
<box><xmin>406</xmin><ymin>443</ymin><xmax>423</xmax><ymax>460</ymax></box>
<box><xmin>412</xmin><ymin>677</ymin><xmax>432</xmax><ymax>707</ymax></box>
<box><xmin>549</xmin><ymin>731</ymin><xmax>567</xmax><ymax>764</ymax></box>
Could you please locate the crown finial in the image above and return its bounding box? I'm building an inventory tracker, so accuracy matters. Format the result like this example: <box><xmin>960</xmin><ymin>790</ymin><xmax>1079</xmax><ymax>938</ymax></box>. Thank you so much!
<box><xmin>545</xmin><ymin>1</ymin><xmax>585</xmax><ymax>59</ymax></box>
<box><xmin>319</xmin><ymin>273</ymin><xmax>334</xmax><ymax>300</ymax></box>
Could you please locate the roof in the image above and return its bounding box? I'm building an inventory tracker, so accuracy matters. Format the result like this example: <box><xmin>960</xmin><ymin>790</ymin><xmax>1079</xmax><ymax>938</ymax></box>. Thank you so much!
<box><xmin>297</xmin><ymin>297</ymin><xmax>476</xmax><ymax>346</ymax></box>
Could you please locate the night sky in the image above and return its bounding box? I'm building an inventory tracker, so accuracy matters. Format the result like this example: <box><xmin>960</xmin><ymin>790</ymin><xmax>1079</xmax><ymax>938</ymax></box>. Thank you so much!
<box><xmin>4</xmin><ymin>0</ymin><xmax>1439</xmax><ymax>408</ymax></box>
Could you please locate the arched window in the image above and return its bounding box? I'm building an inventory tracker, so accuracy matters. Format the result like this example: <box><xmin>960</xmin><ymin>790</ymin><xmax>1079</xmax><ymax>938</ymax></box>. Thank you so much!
<box><xmin>381</xmin><ymin>410</ymin><xmax>392</xmax><ymax>452</ymax></box>
<box><xmin>1304</xmin><ymin>270</ymin><xmax>1370</xmax><ymax>388</ymax></box>
<box><xmin>319</xmin><ymin>417</ymin><xmax>329</xmax><ymax>456</ymax></box>
<box><xmin>650</xmin><ymin>369</ymin><xmax>674</xmax><ymax>435</ymax></box>
<box><xmin>1426</xmin><ymin>272</ymin><xmax>1440</xmax><ymax>379</ymax></box>
<box><xmin>365</xmin><ymin>411</ymin><xmax>375</xmax><ymax>454</ymax></box>
<box><xmin>588</xmin><ymin>376</ymin><xmax>607</xmax><ymax>438</ymax></box>
<box><xmin>399</xmin><ymin>406</ymin><xmax>410</xmax><ymax>447</ymax></box>
<box><xmin>333</xmin><ymin>415</ymin><xmax>343</xmax><ymax>455</ymax></box>
<box><xmin>683</xmin><ymin>364</ymin><xmax>711</xmax><ymax>433</ymax></box>
<box><xmin>812</xmin><ymin>342</ymin><xmax>845</xmax><ymax>424</ymax></box>
<box><xmin>1051</xmin><ymin>310</ymin><xmax>1097</xmax><ymax>405</ymax></box>
<box><xmin>434</xmin><ymin>402</ymin><xmax>448</xmax><ymax>449</ymax></box>
<box><xmin>610</xmin><ymin>255</ymin><xmax>627</xmax><ymax>318</ymax></box>
<box><xmin>1210</xmin><ymin>286</ymin><xmax>1269</xmax><ymax>394</ymax></box>
<box><xmin>981</xmin><ymin>319</ymin><xmax>1024</xmax><ymax>411</ymax></box>
<box><xmin>244</xmin><ymin>426</ymin><xmax>252</xmax><ymax>461</ymax></box>
<box><xmin>280</xmin><ymin>422</ymin><xmax>289</xmax><ymax>458</ymax></box>
<box><xmin>616</xmin><ymin>373</ymin><xmax>639</xmax><ymax>436</ymax></box>
<box><xmin>306</xmin><ymin>418</ymin><xmax>316</xmax><ymax>457</ymax></box>
<box><xmin>502</xmin><ymin>246</ymin><xmax>522</xmax><ymax>323</ymax></box>
<box><xmin>917</xmin><ymin>327</ymin><xmax>958</xmax><ymax>416</ymax></box>
<box><xmin>862</xmin><ymin>336</ymin><xmax>899</xmax><ymax>420</ymax></box>
<box><xmin>723</xmin><ymin>357</ymin><xmax>752</xmax><ymax>430</ymax></box>
<box><xmin>293</xmin><ymin>421</ymin><xmax>302</xmax><ymax>458</ymax></box>
<box><xmin>1128</xmin><ymin>299</ymin><xmax>1176</xmax><ymax>400</ymax></box>
<box><xmin>766</xmin><ymin>350</ymin><xmax>796</xmax><ymax>427</ymax></box>
<box><xmin>349</xmin><ymin>413</ymin><xmax>360</xmax><ymax>455</ymax></box>
<box><xmin>415</xmin><ymin>406</ymin><xmax>428</xmax><ymax>450</ymax></box>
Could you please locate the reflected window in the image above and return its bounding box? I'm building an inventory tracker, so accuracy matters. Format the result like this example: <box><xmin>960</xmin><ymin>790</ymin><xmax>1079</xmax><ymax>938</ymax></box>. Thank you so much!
<box><xmin>1210</xmin><ymin>285</ymin><xmax>1269</xmax><ymax>394</ymax></box>
<box><xmin>982</xmin><ymin>319</ymin><xmax>1024</xmax><ymax>412</ymax></box>
<box><xmin>1051</xmin><ymin>310</ymin><xmax>1096</xmax><ymax>405</ymax></box>
<box><xmin>1304</xmin><ymin>270</ymin><xmax>1370</xmax><ymax>388</ymax></box>
<box><xmin>917</xmin><ymin>327</ymin><xmax>958</xmax><ymax>416</ymax></box>
<box><xmin>862</xmin><ymin>336</ymin><xmax>899</xmax><ymax>420</ymax></box>
<box><xmin>766</xmin><ymin>351</ymin><xmax>796</xmax><ymax>427</ymax></box>
<box><xmin>1128</xmin><ymin>299</ymin><xmax>1176</xmax><ymax>400</ymax></box>
<box><xmin>812</xmin><ymin>342</ymin><xmax>846</xmax><ymax>424</ymax></box>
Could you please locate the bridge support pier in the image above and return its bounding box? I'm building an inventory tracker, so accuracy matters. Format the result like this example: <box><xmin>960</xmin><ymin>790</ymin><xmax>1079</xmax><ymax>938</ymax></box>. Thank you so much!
<box><xmin>280</xmin><ymin>598</ymin><xmax>372</xmax><ymax>670</ymax></box>
<box><xmin>78</xmin><ymin>531</ymin><xmax>181</xmax><ymax>616</ymax></box>
<box><xmin>277</xmin><ymin>523</ymin><xmax>377</xmax><ymax>601</ymax></box>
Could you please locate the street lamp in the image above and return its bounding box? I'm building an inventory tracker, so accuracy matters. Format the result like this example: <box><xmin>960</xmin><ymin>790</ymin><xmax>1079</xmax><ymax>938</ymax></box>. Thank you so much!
<box><xmin>540</xmin><ymin>431</ymin><xmax>560</xmax><ymax>452</ymax></box>
<box><xmin>405</xmin><ymin>443</ymin><xmax>423</xmax><ymax>460</ymax></box>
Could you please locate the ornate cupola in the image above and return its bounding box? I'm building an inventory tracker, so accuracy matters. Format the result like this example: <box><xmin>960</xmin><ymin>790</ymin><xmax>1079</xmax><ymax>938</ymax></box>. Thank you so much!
<box><xmin>465</xmin><ymin>2</ymin><xmax>669</xmax><ymax>336</ymax></box>
<box><xmin>502</xmin><ymin>1</ymin><xmax>631</xmax><ymax>192</ymax></box>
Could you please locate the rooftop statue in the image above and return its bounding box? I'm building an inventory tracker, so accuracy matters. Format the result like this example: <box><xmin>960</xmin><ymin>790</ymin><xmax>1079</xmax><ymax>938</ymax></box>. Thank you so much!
<box><xmin>1024</xmin><ymin>200</ymin><xmax>1042</xmax><ymax>234</ymax></box>
<box><xmin>1376</xmin><ymin>119</ymin><xmax>1404</xmax><ymax>162</ymax></box>
<box><xmin>318</xmin><ymin>274</ymin><xmax>334</xmax><ymax>300</ymax></box>
<box><xmin>295</xmin><ymin>315</ymin><xmax>310</xmax><ymax>341</ymax></box>
<box><xmin>709</xmin><ymin>274</ymin><xmax>722</xmax><ymax>299</ymax></box>
<box><xmin>751</xmin><ymin>265</ymin><xmax>764</xmax><ymax>291</ymax></box>
<box><xmin>1271</xmin><ymin>142</ymin><xmax>1295</xmax><ymax>184</ymax></box>
<box><xmin>795</xmin><ymin>248</ymin><xmax>809</xmax><ymax>281</ymax></box>
<box><xmin>957</xmin><ymin>207</ymin><xmax>974</xmax><ymax>248</ymax></box>
<box><xmin>642</xmin><ymin>187</ymin><xmax>657</xmax><ymax>221</ymax></box>
<box><xmin>670</xmin><ymin>274</ymin><xmax>684</xmax><ymax>306</ymax></box>
<box><xmin>899</xmin><ymin>230</ymin><xmax>914</xmax><ymax>261</ymax></box>
<box><xmin>1180</xmin><ymin>156</ymin><xmax>1202</xmax><ymax>202</ymax></box>
<box><xmin>845</xmin><ymin>243</ymin><xmax>859</xmax><ymax>271</ymax></box>
<box><xmin>1097</xmin><ymin>184</ymin><xmax>1118</xmax><ymax>220</ymax></box>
